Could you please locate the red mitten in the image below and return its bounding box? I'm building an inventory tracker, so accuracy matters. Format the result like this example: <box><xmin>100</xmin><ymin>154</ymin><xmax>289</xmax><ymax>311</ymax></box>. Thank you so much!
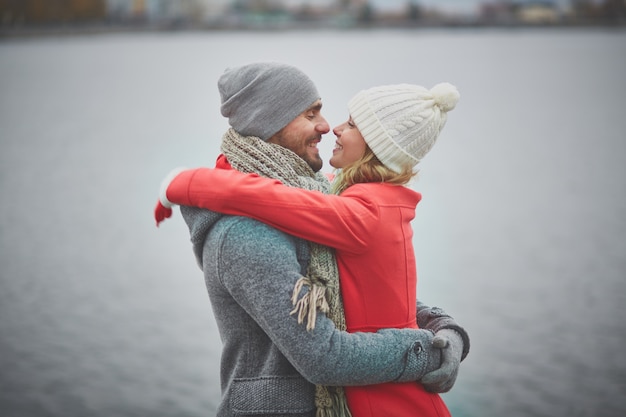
<box><xmin>154</xmin><ymin>167</ymin><xmax>187</xmax><ymax>227</ymax></box>
<box><xmin>154</xmin><ymin>200</ymin><xmax>173</xmax><ymax>226</ymax></box>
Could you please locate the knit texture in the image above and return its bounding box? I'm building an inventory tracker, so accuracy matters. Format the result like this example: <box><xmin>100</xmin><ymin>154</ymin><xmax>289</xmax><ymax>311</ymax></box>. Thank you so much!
<box><xmin>218</xmin><ymin>62</ymin><xmax>320</xmax><ymax>141</ymax></box>
<box><xmin>220</xmin><ymin>128</ymin><xmax>351</xmax><ymax>417</ymax></box>
<box><xmin>348</xmin><ymin>83</ymin><xmax>460</xmax><ymax>173</ymax></box>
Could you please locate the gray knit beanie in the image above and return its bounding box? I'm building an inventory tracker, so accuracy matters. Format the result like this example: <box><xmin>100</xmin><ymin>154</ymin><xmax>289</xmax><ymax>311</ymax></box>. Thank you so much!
<box><xmin>348</xmin><ymin>83</ymin><xmax>460</xmax><ymax>173</ymax></box>
<box><xmin>218</xmin><ymin>62</ymin><xmax>320</xmax><ymax>141</ymax></box>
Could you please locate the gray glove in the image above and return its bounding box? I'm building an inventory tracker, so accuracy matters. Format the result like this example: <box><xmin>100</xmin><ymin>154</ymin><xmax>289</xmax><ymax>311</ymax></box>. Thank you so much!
<box><xmin>421</xmin><ymin>328</ymin><xmax>463</xmax><ymax>393</ymax></box>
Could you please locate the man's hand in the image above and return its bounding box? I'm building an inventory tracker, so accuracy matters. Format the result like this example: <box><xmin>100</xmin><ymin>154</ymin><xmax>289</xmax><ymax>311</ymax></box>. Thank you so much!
<box><xmin>421</xmin><ymin>328</ymin><xmax>463</xmax><ymax>393</ymax></box>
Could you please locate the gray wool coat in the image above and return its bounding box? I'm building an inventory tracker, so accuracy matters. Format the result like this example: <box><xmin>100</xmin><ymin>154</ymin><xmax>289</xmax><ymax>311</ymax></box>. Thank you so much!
<box><xmin>181</xmin><ymin>206</ymin><xmax>469</xmax><ymax>417</ymax></box>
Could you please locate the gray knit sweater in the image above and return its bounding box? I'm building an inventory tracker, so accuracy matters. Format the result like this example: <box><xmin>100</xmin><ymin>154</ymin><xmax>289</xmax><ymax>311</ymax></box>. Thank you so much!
<box><xmin>181</xmin><ymin>206</ymin><xmax>469</xmax><ymax>416</ymax></box>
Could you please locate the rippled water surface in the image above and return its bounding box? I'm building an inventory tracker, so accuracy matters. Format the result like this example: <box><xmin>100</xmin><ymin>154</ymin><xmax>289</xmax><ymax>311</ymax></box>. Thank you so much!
<box><xmin>1</xmin><ymin>28</ymin><xmax>625</xmax><ymax>417</ymax></box>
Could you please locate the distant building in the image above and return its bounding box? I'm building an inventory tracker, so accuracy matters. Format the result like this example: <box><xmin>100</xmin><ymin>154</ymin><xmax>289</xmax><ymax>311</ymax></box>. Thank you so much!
<box><xmin>516</xmin><ymin>1</ymin><xmax>560</xmax><ymax>24</ymax></box>
<box><xmin>478</xmin><ymin>2</ymin><xmax>515</xmax><ymax>25</ymax></box>
<box><xmin>105</xmin><ymin>0</ymin><xmax>229</xmax><ymax>24</ymax></box>
<box><xmin>0</xmin><ymin>0</ymin><xmax>107</xmax><ymax>25</ymax></box>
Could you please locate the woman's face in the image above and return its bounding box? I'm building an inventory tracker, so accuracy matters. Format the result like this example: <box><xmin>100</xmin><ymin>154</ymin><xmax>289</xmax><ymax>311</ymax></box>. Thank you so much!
<box><xmin>329</xmin><ymin>116</ymin><xmax>367</xmax><ymax>169</ymax></box>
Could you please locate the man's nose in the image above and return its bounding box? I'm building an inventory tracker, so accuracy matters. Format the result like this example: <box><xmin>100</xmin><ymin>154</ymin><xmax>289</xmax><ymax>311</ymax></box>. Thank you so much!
<box><xmin>316</xmin><ymin>117</ymin><xmax>330</xmax><ymax>134</ymax></box>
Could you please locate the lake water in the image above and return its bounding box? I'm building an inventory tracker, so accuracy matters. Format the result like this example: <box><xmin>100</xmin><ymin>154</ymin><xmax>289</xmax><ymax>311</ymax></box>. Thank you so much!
<box><xmin>1</xmin><ymin>28</ymin><xmax>625</xmax><ymax>417</ymax></box>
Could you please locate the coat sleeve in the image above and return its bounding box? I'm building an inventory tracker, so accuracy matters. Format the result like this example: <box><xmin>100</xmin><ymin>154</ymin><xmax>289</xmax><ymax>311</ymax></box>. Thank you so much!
<box><xmin>215</xmin><ymin>217</ymin><xmax>442</xmax><ymax>386</ymax></box>
<box><xmin>168</xmin><ymin>168</ymin><xmax>378</xmax><ymax>254</ymax></box>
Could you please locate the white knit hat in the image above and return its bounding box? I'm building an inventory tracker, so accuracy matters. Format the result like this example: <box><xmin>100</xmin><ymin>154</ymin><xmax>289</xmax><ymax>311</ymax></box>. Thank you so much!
<box><xmin>348</xmin><ymin>83</ymin><xmax>460</xmax><ymax>173</ymax></box>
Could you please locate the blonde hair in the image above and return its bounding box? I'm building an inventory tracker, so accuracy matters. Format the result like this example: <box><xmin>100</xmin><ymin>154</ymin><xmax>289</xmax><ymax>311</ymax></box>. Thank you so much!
<box><xmin>331</xmin><ymin>146</ymin><xmax>417</xmax><ymax>195</ymax></box>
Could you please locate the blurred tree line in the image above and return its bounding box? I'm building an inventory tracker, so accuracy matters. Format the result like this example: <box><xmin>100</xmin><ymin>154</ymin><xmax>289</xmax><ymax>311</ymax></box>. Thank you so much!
<box><xmin>0</xmin><ymin>0</ymin><xmax>624</xmax><ymax>28</ymax></box>
<box><xmin>0</xmin><ymin>0</ymin><xmax>107</xmax><ymax>24</ymax></box>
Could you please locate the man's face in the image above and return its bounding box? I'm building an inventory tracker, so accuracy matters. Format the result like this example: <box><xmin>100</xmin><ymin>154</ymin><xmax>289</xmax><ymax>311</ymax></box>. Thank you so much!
<box><xmin>267</xmin><ymin>100</ymin><xmax>329</xmax><ymax>172</ymax></box>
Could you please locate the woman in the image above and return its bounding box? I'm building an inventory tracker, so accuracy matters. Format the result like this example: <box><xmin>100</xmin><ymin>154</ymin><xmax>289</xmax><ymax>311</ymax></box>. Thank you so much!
<box><xmin>157</xmin><ymin>82</ymin><xmax>462</xmax><ymax>416</ymax></box>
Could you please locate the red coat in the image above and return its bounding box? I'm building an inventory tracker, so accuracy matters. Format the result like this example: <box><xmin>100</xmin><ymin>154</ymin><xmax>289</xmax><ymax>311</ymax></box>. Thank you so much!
<box><xmin>174</xmin><ymin>165</ymin><xmax>450</xmax><ymax>417</ymax></box>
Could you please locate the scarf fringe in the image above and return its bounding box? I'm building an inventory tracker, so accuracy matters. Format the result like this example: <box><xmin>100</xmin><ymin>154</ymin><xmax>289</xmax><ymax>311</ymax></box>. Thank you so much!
<box><xmin>315</xmin><ymin>386</ymin><xmax>352</xmax><ymax>417</ymax></box>
<box><xmin>290</xmin><ymin>277</ymin><xmax>330</xmax><ymax>331</ymax></box>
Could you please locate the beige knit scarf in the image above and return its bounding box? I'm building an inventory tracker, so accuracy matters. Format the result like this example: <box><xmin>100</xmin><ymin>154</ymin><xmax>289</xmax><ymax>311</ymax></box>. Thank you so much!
<box><xmin>221</xmin><ymin>128</ymin><xmax>351</xmax><ymax>417</ymax></box>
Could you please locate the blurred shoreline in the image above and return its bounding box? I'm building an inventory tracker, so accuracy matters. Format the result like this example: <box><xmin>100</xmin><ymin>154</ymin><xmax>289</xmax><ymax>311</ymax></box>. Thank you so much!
<box><xmin>2</xmin><ymin>0</ymin><xmax>625</xmax><ymax>40</ymax></box>
<box><xmin>2</xmin><ymin>20</ymin><xmax>625</xmax><ymax>40</ymax></box>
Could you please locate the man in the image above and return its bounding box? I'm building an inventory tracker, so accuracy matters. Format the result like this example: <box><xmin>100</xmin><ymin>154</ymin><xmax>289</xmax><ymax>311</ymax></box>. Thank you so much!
<box><xmin>155</xmin><ymin>62</ymin><xmax>469</xmax><ymax>416</ymax></box>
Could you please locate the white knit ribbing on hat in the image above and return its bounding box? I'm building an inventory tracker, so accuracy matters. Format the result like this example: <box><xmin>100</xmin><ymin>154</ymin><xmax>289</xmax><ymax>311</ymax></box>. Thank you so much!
<box><xmin>348</xmin><ymin>83</ymin><xmax>460</xmax><ymax>173</ymax></box>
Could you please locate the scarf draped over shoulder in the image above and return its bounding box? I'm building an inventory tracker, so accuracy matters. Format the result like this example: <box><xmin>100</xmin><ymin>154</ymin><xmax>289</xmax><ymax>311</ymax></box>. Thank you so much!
<box><xmin>221</xmin><ymin>128</ymin><xmax>351</xmax><ymax>417</ymax></box>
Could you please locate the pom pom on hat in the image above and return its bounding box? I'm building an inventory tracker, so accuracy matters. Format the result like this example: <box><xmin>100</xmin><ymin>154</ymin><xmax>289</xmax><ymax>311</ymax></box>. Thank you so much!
<box><xmin>218</xmin><ymin>62</ymin><xmax>320</xmax><ymax>141</ymax></box>
<box><xmin>431</xmin><ymin>82</ymin><xmax>460</xmax><ymax>112</ymax></box>
<box><xmin>348</xmin><ymin>83</ymin><xmax>460</xmax><ymax>173</ymax></box>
